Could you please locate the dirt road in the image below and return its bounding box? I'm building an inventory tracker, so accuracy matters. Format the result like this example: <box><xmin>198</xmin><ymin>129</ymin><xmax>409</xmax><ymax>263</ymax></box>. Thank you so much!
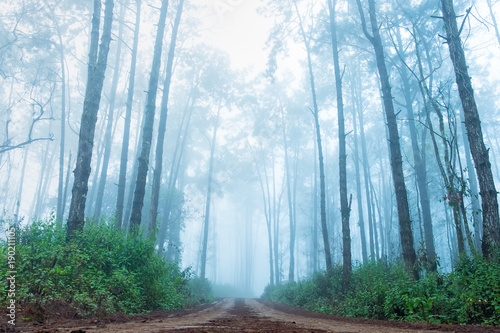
<box><xmin>15</xmin><ymin>298</ymin><xmax>500</xmax><ymax>333</ymax></box>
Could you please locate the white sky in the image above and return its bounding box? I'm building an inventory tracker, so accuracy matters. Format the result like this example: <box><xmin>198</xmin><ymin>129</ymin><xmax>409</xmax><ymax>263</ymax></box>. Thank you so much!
<box><xmin>198</xmin><ymin>0</ymin><xmax>272</xmax><ymax>72</ymax></box>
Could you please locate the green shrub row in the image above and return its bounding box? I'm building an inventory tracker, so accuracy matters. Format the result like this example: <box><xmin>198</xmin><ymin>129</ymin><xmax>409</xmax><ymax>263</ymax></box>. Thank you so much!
<box><xmin>262</xmin><ymin>257</ymin><xmax>500</xmax><ymax>325</ymax></box>
<box><xmin>1</xmin><ymin>220</ymin><xmax>213</xmax><ymax>320</ymax></box>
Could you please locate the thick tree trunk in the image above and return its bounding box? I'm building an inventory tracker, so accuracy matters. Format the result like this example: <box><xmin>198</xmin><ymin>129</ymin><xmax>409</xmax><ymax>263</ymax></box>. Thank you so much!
<box><xmin>66</xmin><ymin>0</ymin><xmax>114</xmax><ymax>240</ymax></box>
<box><xmin>148</xmin><ymin>0</ymin><xmax>184</xmax><ymax>237</ymax></box>
<box><xmin>441</xmin><ymin>0</ymin><xmax>500</xmax><ymax>260</ymax></box>
<box><xmin>355</xmin><ymin>0</ymin><xmax>417</xmax><ymax>278</ymax></box>
<box><xmin>116</xmin><ymin>0</ymin><xmax>141</xmax><ymax>228</ymax></box>
<box><xmin>129</xmin><ymin>0</ymin><xmax>169</xmax><ymax>233</ymax></box>
<box><xmin>328</xmin><ymin>0</ymin><xmax>351</xmax><ymax>285</ymax></box>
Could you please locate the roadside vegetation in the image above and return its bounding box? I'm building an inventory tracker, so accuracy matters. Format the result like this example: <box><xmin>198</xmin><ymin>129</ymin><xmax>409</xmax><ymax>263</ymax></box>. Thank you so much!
<box><xmin>0</xmin><ymin>219</ymin><xmax>213</xmax><ymax>321</ymax></box>
<box><xmin>262</xmin><ymin>257</ymin><xmax>500</xmax><ymax>326</ymax></box>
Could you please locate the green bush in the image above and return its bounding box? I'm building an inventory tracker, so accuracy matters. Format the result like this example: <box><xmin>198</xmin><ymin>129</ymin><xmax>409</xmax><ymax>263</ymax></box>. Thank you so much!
<box><xmin>186</xmin><ymin>277</ymin><xmax>214</xmax><ymax>305</ymax></box>
<box><xmin>262</xmin><ymin>255</ymin><xmax>500</xmax><ymax>326</ymax></box>
<box><xmin>0</xmin><ymin>220</ymin><xmax>195</xmax><ymax>319</ymax></box>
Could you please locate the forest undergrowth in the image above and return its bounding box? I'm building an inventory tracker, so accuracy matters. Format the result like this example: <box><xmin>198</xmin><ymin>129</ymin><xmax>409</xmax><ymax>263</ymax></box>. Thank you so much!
<box><xmin>0</xmin><ymin>219</ymin><xmax>213</xmax><ymax>321</ymax></box>
<box><xmin>262</xmin><ymin>256</ymin><xmax>500</xmax><ymax>326</ymax></box>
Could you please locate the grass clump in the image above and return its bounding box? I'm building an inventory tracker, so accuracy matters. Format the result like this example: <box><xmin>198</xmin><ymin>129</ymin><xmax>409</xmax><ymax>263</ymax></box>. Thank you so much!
<box><xmin>0</xmin><ymin>220</ymin><xmax>210</xmax><ymax>320</ymax></box>
<box><xmin>262</xmin><ymin>256</ymin><xmax>500</xmax><ymax>325</ymax></box>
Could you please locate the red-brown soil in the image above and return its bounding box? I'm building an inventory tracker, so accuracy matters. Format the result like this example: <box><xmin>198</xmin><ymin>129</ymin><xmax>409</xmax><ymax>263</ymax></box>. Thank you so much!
<box><xmin>4</xmin><ymin>298</ymin><xmax>500</xmax><ymax>333</ymax></box>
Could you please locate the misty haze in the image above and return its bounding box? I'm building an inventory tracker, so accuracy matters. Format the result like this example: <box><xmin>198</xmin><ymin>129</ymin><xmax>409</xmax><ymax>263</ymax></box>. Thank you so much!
<box><xmin>1</xmin><ymin>0</ymin><xmax>500</xmax><ymax>331</ymax></box>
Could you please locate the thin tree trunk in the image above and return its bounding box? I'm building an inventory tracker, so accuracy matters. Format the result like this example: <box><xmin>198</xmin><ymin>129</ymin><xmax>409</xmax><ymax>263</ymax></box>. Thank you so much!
<box><xmin>486</xmin><ymin>0</ymin><xmax>500</xmax><ymax>48</ymax></box>
<box><xmin>66</xmin><ymin>0</ymin><xmax>114</xmax><ymax>240</ymax></box>
<box><xmin>94</xmin><ymin>3</ymin><xmax>125</xmax><ymax>221</ymax></box>
<box><xmin>393</xmin><ymin>28</ymin><xmax>437</xmax><ymax>270</ymax></box>
<box><xmin>129</xmin><ymin>0</ymin><xmax>169</xmax><ymax>233</ymax></box>
<box><xmin>148</xmin><ymin>0</ymin><xmax>184</xmax><ymax>237</ymax></box>
<box><xmin>86</xmin><ymin>115</ymin><xmax>107</xmax><ymax>216</ymax></box>
<box><xmin>200</xmin><ymin>104</ymin><xmax>221</xmax><ymax>279</ymax></box>
<box><xmin>281</xmin><ymin>107</ymin><xmax>296</xmax><ymax>282</ymax></box>
<box><xmin>158</xmin><ymin>90</ymin><xmax>195</xmax><ymax>253</ymax></box>
<box><xmin>257</xmin><ymin>159</ymin><xmax>274</xmax><ymax>285</ymax></box>
<box><xmin>355</xmin><ymin>0</ymin><xmax>417</xmax><ymax>278</ymax></box>
<box><xmin>55</xmin><ymin>23</ymin><xmax>66</xmax><ymax>227</ymax></box>
<box><xmin>441</xmin><ymin>0</ymin><xmax>500</xmax><ymax>260</ymax></box>
<box><xmin>350</xmin><ymin>77</ymin><xmax>368</xmax><ymax>263</ymax></box>
<box><xmin>460</xmin><ymin>114</ymin><xmax>482</xmax><ymax>251</ymax></box>
<box><xmin>293</xmin><ymin>0</ymin><xmax>332</xmax><ymax>272</ymax></box>
<box><xmin>116</xmin><ymin>0</ymin><xmax>141</xmax><ymax>228</ymax></box>
<box><xmin>359</xmin><ymin>98</ymin><xmax>375</xmax><ymax>259</ymax></box>
<box><xmin>312</xmin><ymin>136</ymin><xmax>319</xmax><ymax>273</ymax></box>
<box><xmin>61</xmin><ymin>151</ymin><xmax>72</xmax><ymax>220</ymax></box>
<box><xmin>14</xmin><ymin>147</ymin><xmax>28</xmax><ymax>227</ymax></box>
<box><xmin>328</xmin><ymin>0</ymin><xmax>351</xmax><ymax>285</ymax></box>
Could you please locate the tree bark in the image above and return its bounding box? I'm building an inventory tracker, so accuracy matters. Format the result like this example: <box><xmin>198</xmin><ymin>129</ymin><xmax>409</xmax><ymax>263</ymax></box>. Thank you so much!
<box><xmin>328</xmin><ymin>0</ymin><xmax>351</xmax><ymax>285</ymax></box>
<box><xmin>355</xmin><ymin>0</ymin><xmax>417</xmax><ymax>278</ymax></box>
<box><xmin>67</xmin><ymin>0</ymin><xmax>114</xmax><ymax>240</ymax></box>
<box><xmin>148</xmin><ymin>0</ymin><xmax>184</xmax><ymax>237</ymax></box>
<box><xmin>94</xmin><ymin>2</ymin><xmax>125</xmax><ymax>221</ymax></box>
<box><xmin>129</xmin><ymin>0</ymin><xmax>169</xmax><ymax>233</ymax></box>
<box><xmin>116</xmin><ymin>0</ymin><xmax>141</xmax><ymax>229</ymax></box>
<box><xmin>441</xmin><ymin>0</ymin><xmax>500</xmax><ymax>260</ymax></box>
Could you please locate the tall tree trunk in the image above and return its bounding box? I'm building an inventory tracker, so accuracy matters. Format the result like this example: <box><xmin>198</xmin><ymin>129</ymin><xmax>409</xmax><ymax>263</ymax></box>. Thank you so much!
<box><xmin>460</xmin><ymin>114</ymin><xmax>482</xmax><ymax>251</ymax></box>
<box><xmin>281</xmin><ymin>107</ymin><xmax>295</xmax><ymax>282</ymax></box>
<box><xmin>350</xmin><ymin>76</ymin><xmax>368</xmax><ymax>263</ymax></box>
<box><xmin>157</xmin><ymin>91</ymin><xmax>195</xmax><ymax>251</ymax></box>
<box><xmin>441</xmin><ymin>0</ymin><xmax>500</xmax><ymax>260</ymax></box>
<box><xmin>486</xmin><ymin>0</ymin><xmax>500</xmax><ymax>48</ymax></box>
<box><xmin>85</xmin><ymin>116</ymin><xmax>106</xmax><ymax>216</ymax></box>
<box><xmin>293</xmin><ymin>0</ymin><xmax>332</xmax><ymax>272</ymax></box>
<box><xmin>66</xmin><ymin>0</ymin><xmax>114</xmax><ymax>240</ymax></box>
<box><xmin>394</xmin><ymin>28</ymin><xmax>436</xmax><ymax>270</ymax></box>
<box><xmin>313</xmin><ymin>137</ymin><xmax>319</xmax><ymax>273</ymax></box>
<box><xmin>116</xmin><ymin>0</ymin><xmax>141</xmax><ymax>228</ymax></box>
<box><xmin>328</xmin><ymin>0</ymin><xmax>351</xmax><ymax>286</ymax></box>
<box><xmin>355</xmin><ymin>0</ymin><xmax>417</xmax><ymax>278</ymax></box>
<box><xmin>55</xmin><ymin>21</ymin><xmax>66</xmax><ymax>227</ymax></box>
<box><xmin>200</xmin><ymin>104</ymin><xmax>221</xmax><ymax>279</ymax></box>
<box><xmin>123</xmin><ymin>108</ymin><xmax>145</xmax><ymax>229</ymax></box>
<box><xmin>129</xmin><ymin>0</ymin><xmax>169</xmax><ymax>233</ymax></box>
<box><xmin>359</xmin><ymin>97</ymin><xmax>375</xmax><ymax>259</ymax></box>
<box><xmin>256</xmin><ymin>157</ymin><xmax>274</xmax><ymax>285</ymax></box>
<box><xmin>93</xmin><ymin>2</ymin><xmax>125</xmax><ymax>220</ymax></box>
<box><xmin>62</xmin><ymin>151</ymin><xmax>72</xmax><ymax>220</ymax></box>
<box><xmin>148</xmin><ymin>0</ymin><xmax>184</xmax><ymax>237</ymax></box>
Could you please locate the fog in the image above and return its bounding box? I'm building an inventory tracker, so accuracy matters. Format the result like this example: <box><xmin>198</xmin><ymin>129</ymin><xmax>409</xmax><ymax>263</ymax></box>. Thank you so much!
<box><xmin>1</xmin><ymin>0</ymin><xmax>500</xmax><ymax>298</ymax></box>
